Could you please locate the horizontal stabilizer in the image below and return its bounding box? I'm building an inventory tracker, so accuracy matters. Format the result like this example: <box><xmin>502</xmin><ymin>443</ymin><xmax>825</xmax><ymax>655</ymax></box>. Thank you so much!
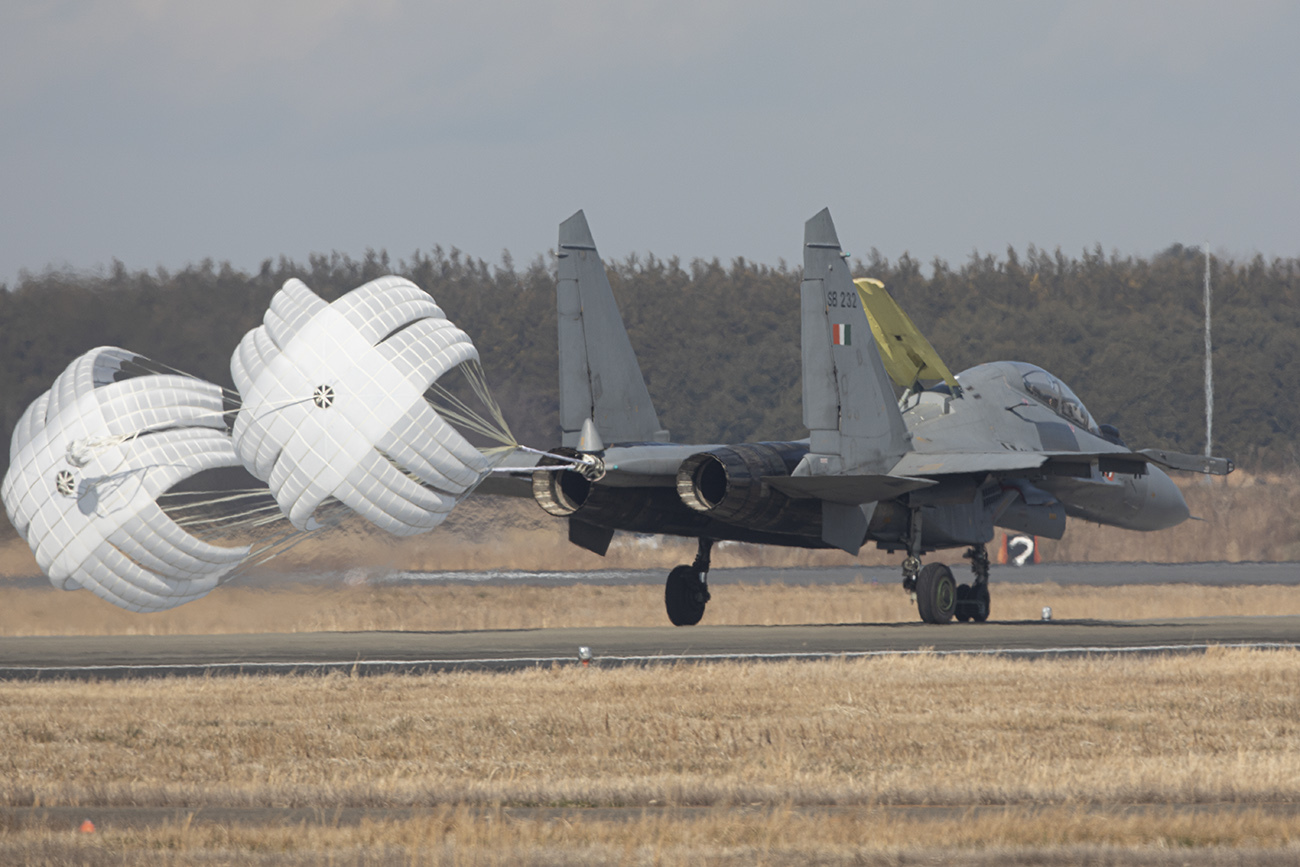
<box><xmin>1139</xmin><ymin>449</ymin><xmax>1234</xmax><ymax>476</ymax></box>
<box><xmin>764</xmin><ymin>473</ymin><xmax>935</xmax><ymax>505</ymax></box>
<box><xmin>853</xmin><ymin>278</ymin><xmax>961</xmax><ymax>392</ymax></box>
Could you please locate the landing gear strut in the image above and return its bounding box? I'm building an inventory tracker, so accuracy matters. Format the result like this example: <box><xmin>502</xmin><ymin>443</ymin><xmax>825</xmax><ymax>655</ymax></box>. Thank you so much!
<box><xmin>956</xmin><ymin>543</ymin><xmax>991</xmax><ymax>623</ymax></box>
<box><xmin>665</xmin><ymin>537</ymin><xmax>712</xmax><ymax>626</ymax></box>
<box><xmin>900</xmin><ymin>510</ymin><xmax>956</xmax><ymax>624</ymax></box>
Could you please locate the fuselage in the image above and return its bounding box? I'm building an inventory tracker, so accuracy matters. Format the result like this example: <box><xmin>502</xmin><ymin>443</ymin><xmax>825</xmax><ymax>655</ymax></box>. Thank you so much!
<box><xmin>534</xmin><ymin>360</ymin><xmax>1190</xmax><ymax>554</ymax></box>
<box><xmin>906</xmin><ymin>361</ymin><xmax>1189</xmax><ymax>533</ymax></box>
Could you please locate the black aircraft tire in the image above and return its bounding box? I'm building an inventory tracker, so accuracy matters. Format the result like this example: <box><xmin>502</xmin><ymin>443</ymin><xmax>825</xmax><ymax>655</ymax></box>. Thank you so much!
<box><xmin>954</xmin><ymin>584</ymin><xmax>973</xmax><ymax>622</ymax></box>
<box><xmin>916</xmin><ymin>563</ymin><xmax>957</xmax><ymax>624</ymax></box>
<box><xmin>665</xmin><ymin>565</ymin><xmax>707</xmax><ymax>626</ymax></box>
<box><xmin>972</xmin><ymin>584</ymin><xmax>991</xmax><ymax>623</ymax></box>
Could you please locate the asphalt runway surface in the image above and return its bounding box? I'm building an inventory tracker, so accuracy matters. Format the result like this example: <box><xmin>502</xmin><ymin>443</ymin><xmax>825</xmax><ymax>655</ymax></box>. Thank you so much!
<box><xmin>2</xmin><ymin>563</ymin><xmax>1297</xmax><ymax>679</ymax></box>
<box><xmin>8</xmin><ymin>802</ymin><xmax>1300</xmax><ymax>834</ymax></box>
<box><xmin>3</xmin><ymin>617</ymin><xmax>1298</xmax><ymax>680</ymax></box>
<box><xmin>362</xmin><ymin>560</ymin><xmax>1300</xmax><ymax>587</ymax></box>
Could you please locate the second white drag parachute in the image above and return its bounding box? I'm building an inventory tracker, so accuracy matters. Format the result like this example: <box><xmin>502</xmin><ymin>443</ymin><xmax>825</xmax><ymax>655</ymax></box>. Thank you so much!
<box><xmin>231</xmin><ymin>276</ymin><xmax>512</xmax><ymax>536</ymax></box>
<box><xmin>1</xmin><ymin>348</ymin><xmax>251</xmax><ymax>612</ymax></box>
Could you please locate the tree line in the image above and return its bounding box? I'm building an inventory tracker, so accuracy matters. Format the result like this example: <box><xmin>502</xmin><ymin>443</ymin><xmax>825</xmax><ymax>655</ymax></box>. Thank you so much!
<box><xmin>2</xmin><ymin>241</ymin><xmax>1296</xmax><ymax>527</ymax></box>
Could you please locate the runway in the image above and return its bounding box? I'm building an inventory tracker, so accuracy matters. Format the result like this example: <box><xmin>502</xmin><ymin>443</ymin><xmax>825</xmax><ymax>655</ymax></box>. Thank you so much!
<box><xmin>9</xmin><ymin>801</ymin><xmax>1300</xmax><ymax>834</ymax></box>
<box><xmin>2</xmin><ymin>616</ymin><xmax>1297</xmax><ymax>680</ymax></box>
<box><xmin>310</xmin><ymin>560</ymin><xmax>1300</xmax><ymax>588</ymax></box>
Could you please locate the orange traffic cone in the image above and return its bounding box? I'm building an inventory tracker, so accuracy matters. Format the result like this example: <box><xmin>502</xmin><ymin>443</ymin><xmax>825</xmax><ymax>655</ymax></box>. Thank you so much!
<box><xmin>79</xmin><ymin>819</ymin><xmax>95</xmax><ymax>833</ymax></box>
<box><xmin>994</xmin><ymin>534</ymin><xmax>1009</xmax><ymax>565</ymax></box>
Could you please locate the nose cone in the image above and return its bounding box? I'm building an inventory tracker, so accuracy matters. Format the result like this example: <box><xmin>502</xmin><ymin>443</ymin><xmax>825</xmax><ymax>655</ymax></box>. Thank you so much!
<box><xmin>1137</xmin><ymin>466</ymin><xmax>1190</xmax><ymax>530</ymax></box>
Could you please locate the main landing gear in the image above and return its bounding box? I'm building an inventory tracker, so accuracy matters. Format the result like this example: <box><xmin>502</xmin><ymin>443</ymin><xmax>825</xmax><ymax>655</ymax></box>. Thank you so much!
<box><xmin>901</xmin><ymin>542</ymin><xmax>991</xmax><ymax>625</ymax></box>
<box><xmin>956</xmin><ymin>544</ymin><xmax>991</xmax><ymax>623</ymax></box>
<box><xmin>665</xmin><ymin>537</ymin><xmax>712</xmax><ymax>626</ymax></box>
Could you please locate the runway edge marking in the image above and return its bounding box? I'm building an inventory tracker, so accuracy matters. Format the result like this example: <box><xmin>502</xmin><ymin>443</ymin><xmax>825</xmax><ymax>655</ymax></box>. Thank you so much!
<box><xmin>1</xmin><ymin>641</ymin><xmax>1296</xmax><ymax>680</ymax></box>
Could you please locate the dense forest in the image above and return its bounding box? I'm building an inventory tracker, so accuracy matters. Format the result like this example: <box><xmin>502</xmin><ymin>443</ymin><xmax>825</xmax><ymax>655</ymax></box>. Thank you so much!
<box><xmin>2</xmin><ymin>242</ymin><xmax>1297</xmax><ymax>507</ymax></box>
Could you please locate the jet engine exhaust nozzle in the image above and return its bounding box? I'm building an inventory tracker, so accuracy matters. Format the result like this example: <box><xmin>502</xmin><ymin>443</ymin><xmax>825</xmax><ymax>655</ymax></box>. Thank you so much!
<box><xmin>676</xmin><ymin>442</ymin><xmax>810</xmax><ymax>529</ymax></box>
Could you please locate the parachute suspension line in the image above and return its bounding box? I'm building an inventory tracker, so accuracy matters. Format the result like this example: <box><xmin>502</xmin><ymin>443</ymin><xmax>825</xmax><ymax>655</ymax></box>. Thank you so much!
<box><xmin>154</xmin><ymin>488</ymin><xmax>289</xmax><ymax>541</ymax></box>
<box><xmin>158</xmin><ymin>488</ymin><xmax>333</xmax><ymax>566</ymax></box>
<box><xmin>239</xmin><ymin>500</ymin><xmax>354</xmax><ymax>568</ymax></box>
<box><xmin>157</xmin><ymin>488</ymin><xmax>276</xmax><ymax>505</ymax></box>
<box><xmin>509</xmin><ymin>444</ymin><xmax>606</xmax><ymax>480</ymax></box>
<box><xmin>243</xmin><ymin>527</ymin><xmax>325</xmax><ymax>568</ymax></box>
<box><xmin>424</xmin><ymin>359</ymin><xmax>517</xmax><ymax>449</ymax></box>
<box><xmin>64</xmin><ymin>404</ymin><xmax>240</xmax><ymax>468</ymax></box>
<box><xmin>171</xmin><ymin>500</ymin><xmax>287</xmax><ymax>530</ymax></box>
<box><xmin>123</xmin><ymin>355</ymin><xmax>246</xmax><ymax>406</ymax></box>
<box><xmin>64</xmin><ymin>357</ymin><xmax>255</xmax><ymax>468</ymax></box>
<box><xmin>461</xmin><ymin>359</ymin><xmax>514</xmax><ymax>444</ymax></box>
<box><xmin>238</xmin><ymin>394</ymin><xmax>319</xmax><ymax>428</ymax></box>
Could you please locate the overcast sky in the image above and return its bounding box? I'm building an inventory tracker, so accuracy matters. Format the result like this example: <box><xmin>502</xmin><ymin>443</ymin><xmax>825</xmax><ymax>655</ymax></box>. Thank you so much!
<box><xmin>2</xmin><ymin>1</ymin><xmax>1296</xmax><ymax>285</ymax></box>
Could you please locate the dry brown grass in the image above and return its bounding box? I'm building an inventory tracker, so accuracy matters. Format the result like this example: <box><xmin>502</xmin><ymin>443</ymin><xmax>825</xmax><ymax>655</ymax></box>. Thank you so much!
<box><xmin>12</xmin><ymin>649</ymin><xmax>1298</xmax><ymax>810</ymax></box>
<box><xmin>1</xmin><ymin>581</ymin><xmax>1299</xmax><ymax>636</ymax></box>
<box><xmin>2</xmin><ymin>649</ymin><xmax>1299</xmax><ymax>862</ymax></box>
<box><xmin>2</xmin><ymin>808</ymin><xmax>1299</xmax><ymax>866</ymax></box>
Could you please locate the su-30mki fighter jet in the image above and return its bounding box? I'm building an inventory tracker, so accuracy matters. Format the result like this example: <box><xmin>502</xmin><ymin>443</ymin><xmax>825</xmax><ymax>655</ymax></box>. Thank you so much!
<box><xmin>510</xmin><ymin>209</ymin><xmax>1232</xmax><ymax>626</ymax></box>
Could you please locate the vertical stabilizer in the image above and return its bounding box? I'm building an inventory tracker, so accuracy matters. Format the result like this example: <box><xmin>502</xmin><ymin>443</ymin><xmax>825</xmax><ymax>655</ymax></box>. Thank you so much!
<box><xmin>797</xmin><ymin>208</ymin><xmax>910</xmax><ymax>476</ymax></box>
<box><xmin>557</xmin><ymin>211</ymin><xmax>668</xmax><ymax>447</ymax></box>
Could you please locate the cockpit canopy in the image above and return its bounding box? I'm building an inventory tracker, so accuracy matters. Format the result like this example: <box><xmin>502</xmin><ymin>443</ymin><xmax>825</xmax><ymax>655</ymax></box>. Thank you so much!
<box><xmin>1014</xmin><ymin>363</ymin><xmax>1098</xmax><ymax>434</ymax></box>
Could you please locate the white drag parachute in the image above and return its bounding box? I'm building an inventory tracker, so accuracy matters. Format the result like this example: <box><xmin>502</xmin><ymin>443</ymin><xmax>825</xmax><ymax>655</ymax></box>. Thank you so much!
<box><xmin>1</xmin><ymin>348</ymin><xmax>252</xmax><ymax>612</ymax></box>
<box><xmin>230</xmin><ymin>276</ymin><xmax>512</xmax><ymax>535</ymax></box>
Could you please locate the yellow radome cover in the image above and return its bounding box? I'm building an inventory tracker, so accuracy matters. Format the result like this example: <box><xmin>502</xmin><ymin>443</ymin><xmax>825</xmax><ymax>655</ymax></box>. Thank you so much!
<box><xmin>853</xmin><ymin>278</ymin><xmax>961</xmax><ymax>392</ymax></box>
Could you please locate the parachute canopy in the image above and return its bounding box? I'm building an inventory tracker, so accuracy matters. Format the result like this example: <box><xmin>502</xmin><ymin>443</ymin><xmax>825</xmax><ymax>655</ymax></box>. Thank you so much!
<box><xmin>1</xmin><ymin>347</ymin><xmax>252</xmax><ymax>612</ymax></box>
<box><xmin>230</xmin><ymin>276</ymin><xmax>511</xmax><ymax>536</ymax></box>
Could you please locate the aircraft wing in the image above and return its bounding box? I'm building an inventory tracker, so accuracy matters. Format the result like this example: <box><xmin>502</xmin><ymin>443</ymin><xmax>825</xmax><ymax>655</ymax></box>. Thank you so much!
<box><xmin>1041</xmin><ymin>449</ymin><xmax>1232</xmax><ymax>477</ymax></box>
<box><xmin>764</xmin><ymin>473</ymin><xmax>936</xmax><ymax>505</ymax></box>
<box><xmin>1138</xmin><ymin>448</ymin><xmax>1234</xmax><ymax>476</ymax></box>
<box><xmin>853</xmin><ymin>278</ymin><xmax>961</xmax><ymax>392</ymax></box>
<box><xmin>889</xmin><ymin>449</ymin><xmax>1232</xmax><ymax>479</ymax></box>
<box><xmin>891</xmin><ymin>452</ymin><xmax>1048</xmax><ymax>475</ymax></box>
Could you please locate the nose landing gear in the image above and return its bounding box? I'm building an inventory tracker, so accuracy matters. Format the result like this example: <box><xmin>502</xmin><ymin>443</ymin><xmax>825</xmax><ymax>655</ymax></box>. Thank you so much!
<box><xmin>900</xmin><ymin>521</ymin><xmax>989</xmax><ymax>624</ymax></box>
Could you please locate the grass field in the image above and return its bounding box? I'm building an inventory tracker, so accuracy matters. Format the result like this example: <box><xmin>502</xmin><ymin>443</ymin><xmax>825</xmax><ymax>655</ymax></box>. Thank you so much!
<box><xmin>1</xmin><ymin>471</ymin><xmax>1297</xmax><ymax>862</ymax></box>
<box><xmin>2</xmin><ymin>649</ymin><xmax>1299</xmax><ymax>864</ymax></box>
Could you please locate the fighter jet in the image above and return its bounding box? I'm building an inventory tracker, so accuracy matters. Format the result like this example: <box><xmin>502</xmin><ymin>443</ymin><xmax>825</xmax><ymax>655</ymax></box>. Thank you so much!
<box><xmin>521</xmin><ymin>208</ymin><xmax>1233</xmax><ymax>626</ymax></box>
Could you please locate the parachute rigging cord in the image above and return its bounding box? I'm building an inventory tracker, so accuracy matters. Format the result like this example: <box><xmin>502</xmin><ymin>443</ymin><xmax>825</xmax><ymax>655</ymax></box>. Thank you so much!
<box><xmin>424</xmin><ymin>358</ymin><xmax>517</xmax><ymax>450</ymax></box>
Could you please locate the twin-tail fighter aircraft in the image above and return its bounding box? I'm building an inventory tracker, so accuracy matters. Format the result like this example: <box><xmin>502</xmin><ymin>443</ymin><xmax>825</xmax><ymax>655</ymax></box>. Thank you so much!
<box><xmin>509</xmin><ymin>208</ymin><xmax>1233</xmax><ymax>626</ymax></box>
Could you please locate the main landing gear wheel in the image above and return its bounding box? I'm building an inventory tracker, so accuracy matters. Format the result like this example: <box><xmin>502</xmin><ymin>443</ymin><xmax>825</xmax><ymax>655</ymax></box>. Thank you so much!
<box><xmin>955</xmin><ymin>584</ymin><xmax>973</xmax><ymax>622</ymax></box>
<box><xmin>971</xmin><ymin>583</ymin><xmax>990</xmax><ymax>622</ymax></box>
<box><xmin>665</xmin><ymin>566</ymin><xmax>708</xmax><ymax>626</ymax></box>
<box><xmin>956</xmin><ymin>543</ymin><xmax>991</xmax><ymax>623</ymax></box>
<box><xmin>664</xmin><ymin>537</ymin><xmax>713</xmax><ymax>626</ymax></box>
<box><xmin>915</xmin><ymin>563</ymin><xmax>956</xmax><ymax>624</ymax></box>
